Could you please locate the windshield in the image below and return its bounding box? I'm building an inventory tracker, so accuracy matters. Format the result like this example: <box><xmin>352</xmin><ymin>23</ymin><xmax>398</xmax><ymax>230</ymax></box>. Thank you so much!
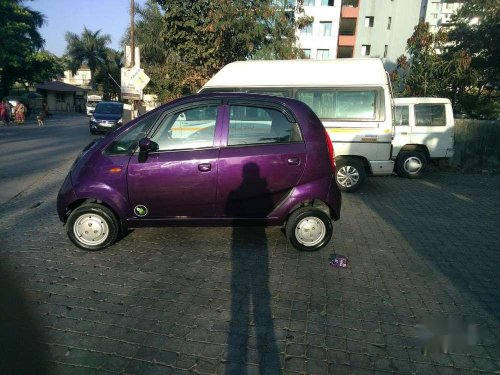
<box><xmin>94</xmin><ymin>102</ymin><xmax>123</xmax><ymax>115</ymax></box>
<box><xmin>86</xmin><ymin>101</ymin><xmax>100</xmax><ymax>107</ymax></box>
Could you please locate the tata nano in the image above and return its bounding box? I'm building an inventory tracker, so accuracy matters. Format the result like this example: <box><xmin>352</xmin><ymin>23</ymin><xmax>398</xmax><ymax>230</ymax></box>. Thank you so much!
<box><xmin>57</xmin><ymin>93</ymin><xmax>341</xmax><ymax>251</ymax></box>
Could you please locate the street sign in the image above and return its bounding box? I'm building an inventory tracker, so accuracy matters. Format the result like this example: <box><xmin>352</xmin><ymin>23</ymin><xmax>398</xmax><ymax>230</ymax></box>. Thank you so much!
<box><xmin>121</xmin><ymin>67</ymin><xmax>142</xmax><ymax>100</ymax></box>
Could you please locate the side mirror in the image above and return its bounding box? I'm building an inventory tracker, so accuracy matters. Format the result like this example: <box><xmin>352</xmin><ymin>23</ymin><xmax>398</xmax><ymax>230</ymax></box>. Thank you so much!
<box><xmin>139</xmin><ymin>137</ymin><xmax>153</xmax><ymax>152</ymax></box>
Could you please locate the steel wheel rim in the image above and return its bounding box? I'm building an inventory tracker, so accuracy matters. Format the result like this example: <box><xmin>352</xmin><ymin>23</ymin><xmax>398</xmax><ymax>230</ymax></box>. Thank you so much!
<box><xmin>337</xmin><ymin>166</ymin><xmax>360</xmax><ymax>187</ymax></box>
<box><xmin>404</xmin><ymin>157</ymin><xmax>422</xmax><ymax>174</ymax></box>
<box><xmin>295</xmin><ymin>216</ymin><xmax>326</xmax><ymax>246</ymax></box>
<box><xmin>73</xmin><ymin>213</ymin><xmax>109</xmax><ymax>246</ymax></box>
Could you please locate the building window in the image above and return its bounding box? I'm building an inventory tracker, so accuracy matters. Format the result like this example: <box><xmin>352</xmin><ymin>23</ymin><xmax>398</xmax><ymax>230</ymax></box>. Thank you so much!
<box><xmin>387</xmin><ymin>16</ymin><xmax>392</xmax><ymax>30</ymax></box>
<box><xmin>364</xmin><ymin>16</ymin><xmax>374</xmax><ymax>27</ymax></box>
<box><xmin>383</xmin><ymin>45</ymin><xmax>388</xmax><ymax>58</ymax></box>
<box><xmin>56</xmin><ymin>93</ymin><xmax>65</xmax><ymax>103</ymax></box>
<box><xmin>361</xmin><ymin>44</ymin><xmax>371</xmax><ymax>56</ymax></box>
<box><xmin>302</xmin><ymin>49</ymin><xmax>311</xmax><ymax>59</ymax></box>
<box><xmin>300</xmin><ymin>24</ymin><xmax>313</xmax><ymax>36</ymax></box>
<box><xmin>321</xmin><ymin>0</ymin><xmax>335</xmax><ymax>5</ymax></box>
<box><xmin>317</xmin><ymin>49</ymin><xmax>330</xmax><ymax>60</ymax></box>
<box><xmin>319</xmin><ymin>21</ymin><xmax>332</xmax><ymax>36</ymax></box>
<box><xmin>432</xmin><ymin>13</ymin><xmax>438</xmax><ymax>19</ymax></box>
<box><xmin>304</xmin><ymin>0</ymin><xmax>315</xmax><ymax>6</ymax></box>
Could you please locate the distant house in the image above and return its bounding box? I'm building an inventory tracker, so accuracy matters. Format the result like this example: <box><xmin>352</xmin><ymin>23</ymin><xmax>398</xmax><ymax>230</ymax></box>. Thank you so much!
<box><xmin>61</xmin><ymin>64</ymin><xmax>91</xmax><ymax>89</ymax></box>
<box><xmin>36</xmin><ymin>81</ymin><xmax>88</xmax><ymax>112</ymax></box>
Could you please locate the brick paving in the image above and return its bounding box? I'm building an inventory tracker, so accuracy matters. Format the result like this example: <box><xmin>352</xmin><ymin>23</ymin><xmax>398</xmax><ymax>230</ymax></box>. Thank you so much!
<box><xmin>0</xmin><ymin>153</ymin><xmax>499</xmax><ymax>374</ymax></box>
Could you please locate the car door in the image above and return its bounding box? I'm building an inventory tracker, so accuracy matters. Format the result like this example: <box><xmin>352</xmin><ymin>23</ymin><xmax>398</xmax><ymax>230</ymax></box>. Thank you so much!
<box><xmin>217</xmin><ymin>102</ymin><xmax>306</xmax><ymax>219</ymax></box>
<box><xmin>411</xmin><ymin>103</ymin><xmax>450</xmax><ymax>158</ymax></box>
<box><xmin>392</xmin><ymin>104</ymin><xmax>411</xmax><ymax>158</ymax></box>
<box><xmin>127</xmin><ymin>101</ymin><xmax>223</xmax><ymax>218</ymax></box>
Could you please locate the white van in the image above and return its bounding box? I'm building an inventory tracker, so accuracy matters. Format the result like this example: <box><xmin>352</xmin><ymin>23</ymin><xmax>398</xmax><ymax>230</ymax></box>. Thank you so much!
<box><xmin>392</xmin><ymin>98</ymin><xmax>454</xmax><ymax>178</ymax></box>
<box><xmin>200</xmin><ymin>59</ymin><xmax>393</xmax><ymax>191</ymax></box>
<box><xmin>86</xmin><ymin>94</ymin><xmax>102</xmax><ymax>116</ymax></box>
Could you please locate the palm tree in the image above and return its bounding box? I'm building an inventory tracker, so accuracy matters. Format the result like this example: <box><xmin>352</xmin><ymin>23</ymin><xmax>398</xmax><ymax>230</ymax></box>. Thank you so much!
<box><xmin>64</xmin><ymin>27</ymin><xmax>112</xmax><ymax>89</ymax></box>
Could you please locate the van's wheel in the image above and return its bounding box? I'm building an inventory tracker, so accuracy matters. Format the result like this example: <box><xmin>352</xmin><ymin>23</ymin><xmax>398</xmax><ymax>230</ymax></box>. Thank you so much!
<box><xmin>286</xmin><ymin>207</ymin><xmax>333</xmax><ymax>251</ymax></box>
<box><xmin>396</xmin><ymin>151</ymin><xmax>427</xmax><ymax>178</ymax></box>
<box><xmin>335</xmin><ymin>158</ymin><xmax>366</xmax><ymax>192</ymax></box>
<box><xmin>67</xmin><ymin>203</ymin><xmax>119</xmax><ymax>251</ymax></box>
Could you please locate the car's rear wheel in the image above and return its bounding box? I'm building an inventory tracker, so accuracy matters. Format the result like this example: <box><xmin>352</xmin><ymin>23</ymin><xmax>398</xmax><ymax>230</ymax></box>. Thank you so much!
<box><xmin>67</xmin><ymin>203</ymin><xmax>119</xmax><ymax>251</ymax></box>
<box><xmin>396</xmin><ymin>151</ymin><xmax>427</xmax><ymax>178</ymax></box>
<box><xmin>335</xmin><ymin>158</ymin><xmax>366</xmax><ymax>192</ymax></box>
<box><xmin>286</xmin><ymin>207</ymin><xmax>333</xmax><ymax>251</ymax></box>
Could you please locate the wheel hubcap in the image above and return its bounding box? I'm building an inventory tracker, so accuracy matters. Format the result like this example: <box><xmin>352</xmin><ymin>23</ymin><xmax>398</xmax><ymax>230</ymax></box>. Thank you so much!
<box><xmin>404</xmin><ymin>157</ymin><xmax>422</xmax><ymax>174</ymax></box>
<box><xmin>73</xmin><ymin>214</ymin><xmax>109</xmax><ymax>246</ymax></box>
<box><xmin>295</xmin><ymin>217</ymin><xmax>326</xmax><ymax>246</ymax></box>
<box><xmin>337</xmin><ymin>166</ymin><xmax>360</xmax><ymax>188</ymax></box>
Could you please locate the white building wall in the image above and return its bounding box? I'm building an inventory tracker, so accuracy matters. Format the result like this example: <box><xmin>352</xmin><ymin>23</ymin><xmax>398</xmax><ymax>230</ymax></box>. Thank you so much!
<box><xmin>423</xmin><ymin>0</ymin><xmax>463</xmax><ymax>32</ymax></box>
<box><xmin>295</xmin><ymin>0</ymin><xmax>342</xmax><ymax>59</ymax></box>
<box><xmin>62</xmin><ymin>67</ymin><xmax>91</xmax><ymax>88</ymax></box>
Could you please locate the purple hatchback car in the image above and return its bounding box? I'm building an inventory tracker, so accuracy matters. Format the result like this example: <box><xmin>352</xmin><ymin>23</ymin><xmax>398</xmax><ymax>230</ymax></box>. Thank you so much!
<box><xmin>57</xmin><ymin>93</ymin><xmax>341</xmax><ymax>251</ymax></box>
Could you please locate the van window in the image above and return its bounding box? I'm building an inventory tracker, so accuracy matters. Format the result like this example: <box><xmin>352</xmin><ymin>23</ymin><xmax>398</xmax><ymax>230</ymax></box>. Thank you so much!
<box><xmin>415</xmin><ymin>104</ymin><xmax>446</xmax><ymax>126</ymax></box>
<box><xmin>151</xmin><ymin>105</ymin><xmax>218</xmax><ymax>151</ymax></box>
<box><xmin>296</xmin><ymin>89</ymin><xmax>378</xmax><ymax>120</ymax></box>
<box><xmin>394</xmin><ymin>105</ymin><xmax>409</xmax><ymax>126</ymax></box>
<box><xmin>228</xmin><ymin>105</ymin><xmax>302</xmax><ymax>146</ymax></box>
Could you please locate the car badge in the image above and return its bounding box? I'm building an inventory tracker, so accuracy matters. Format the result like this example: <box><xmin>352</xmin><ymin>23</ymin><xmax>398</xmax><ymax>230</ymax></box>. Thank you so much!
<box><xmin>134</xmin><ymin>205</ymin><xmax>148</xmax><ymax>217</ymax></box>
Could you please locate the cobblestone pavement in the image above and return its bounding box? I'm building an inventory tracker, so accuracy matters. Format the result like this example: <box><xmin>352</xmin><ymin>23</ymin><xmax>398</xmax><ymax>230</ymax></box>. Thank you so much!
<box><xmin>0</xmin><ymin>120</ymin><xmax>499</xmax><ymax>374</ymax></box>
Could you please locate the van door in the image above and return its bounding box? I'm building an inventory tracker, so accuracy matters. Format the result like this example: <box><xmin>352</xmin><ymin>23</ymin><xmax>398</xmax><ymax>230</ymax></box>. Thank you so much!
<box><xmin>411</xmin><ymin>103</ymin><xmax>450</xmax><ymax>158</ymax></box>
<box><xmin>392</xmin><ymin>105</ymin><xmax>411</xmax><ymax>158</ymax></box>
<box><xmin>217</xmin><ymin>103</ymin><xmax>306</xmax><ymax>219</ymax></box>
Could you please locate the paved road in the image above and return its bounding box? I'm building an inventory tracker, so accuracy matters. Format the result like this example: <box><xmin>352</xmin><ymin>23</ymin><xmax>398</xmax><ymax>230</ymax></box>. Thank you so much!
<box><xmin>0</xmin><ymin>117</ymin><xmax>499</xmax><ymax>374</ymax></box>
<box><xmin>0</xmin><ymin>114</ymin><xmax>93</xmax><ymax>205</ymax></box>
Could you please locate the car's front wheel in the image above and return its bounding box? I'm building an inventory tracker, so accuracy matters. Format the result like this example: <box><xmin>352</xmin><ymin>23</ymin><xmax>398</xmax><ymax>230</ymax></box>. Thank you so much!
<box><xmin>286</xmin><ymin>207</ymin><xmax>333</xmax><ymax>251</ymax></box>
<box><xmin>67</xmin><ymin>203</ymin><xmax>119</xmax><ymax>251</ymax></box>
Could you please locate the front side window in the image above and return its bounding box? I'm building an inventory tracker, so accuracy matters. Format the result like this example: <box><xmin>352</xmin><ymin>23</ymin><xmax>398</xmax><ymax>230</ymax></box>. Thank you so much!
<box><xmin>297</xmin><ymin>89</ymin><xmax>378</xmax><ymax>120</ymax></box>
<box><xmin>394</xmin><ymin>106</ymin><xmax>409</xmax><ymax>126</ymax></box>
<box><xmin>228</xmin><ymin>105</ymin><xmax>302</xmax><ymax>146</ymax></box>
<box><xmin>105</xmin><ymin>111</ymin><xmax>161</xmax><ymax>155</ymax></box>
<box><xmin>151</xmin><ymin>105</ymin><xmax>218</xmax><ymax>151</ymax></box>
<box><xmin>415</xmin><ymin>104</ymin><xmax>446</xmax><ymax>126</ymax></box>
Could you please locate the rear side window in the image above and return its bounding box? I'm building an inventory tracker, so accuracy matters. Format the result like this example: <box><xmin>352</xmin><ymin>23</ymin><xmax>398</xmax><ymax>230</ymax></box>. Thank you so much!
<box><xmin>228</xmin><ymin>105</ymin><xmax>302</xmax><ymax>146</ymax></box>
<box><xmin>394</xmin><ymin>106</ymin><xmax>409</xmax><ymax>126</ymax></box>
<box><xmin>415</xmin><ymin>104</ymin><xmax>446</xmax><ymax>126</ymax></box>
<box><xmin>296</xmin><ymin>89</ymin><xmax>378</xmax><ymax>120</ymax></box>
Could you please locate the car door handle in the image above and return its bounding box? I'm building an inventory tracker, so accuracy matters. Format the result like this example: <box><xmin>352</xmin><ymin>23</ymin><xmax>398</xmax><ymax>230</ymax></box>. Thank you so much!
<box><xmin>287</xmin><ymin>157</ymin><xmax>300</xmax><ymax>166</ymax></box>
<box><xmin>198</xmin><ymin>163</ymin><xmax>211</xmax><ymax>172</ymax></box>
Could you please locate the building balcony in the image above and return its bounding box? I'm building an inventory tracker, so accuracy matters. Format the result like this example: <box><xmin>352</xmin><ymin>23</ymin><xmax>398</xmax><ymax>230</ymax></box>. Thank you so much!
<box><xmin>338</xmin><ymin>35</ymin><xmax>356</xmax><ymax>46</ymax></box>
<box><xmin>340</xmin><ymin>5</ymin><xmax>359</xmax><ymax>18</ymax></box>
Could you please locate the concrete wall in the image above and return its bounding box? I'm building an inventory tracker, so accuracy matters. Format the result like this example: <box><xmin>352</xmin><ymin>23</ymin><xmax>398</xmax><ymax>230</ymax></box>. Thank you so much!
<box><xmin>354</xmin><ymin>0</ymin><xmax>423</xmax><ymax>71</ymax></box>
<box><xmin>452</xmin><ymin>119</ymin><xmax>500</xmax><ymax>172</ymax></box>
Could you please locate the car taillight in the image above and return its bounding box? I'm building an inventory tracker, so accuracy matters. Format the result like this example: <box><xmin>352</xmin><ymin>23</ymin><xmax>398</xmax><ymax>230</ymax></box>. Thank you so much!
<box><xmin>324</xmin><ymin>128</ymin><xmax>335</xmax><ymax>170</ymax></box>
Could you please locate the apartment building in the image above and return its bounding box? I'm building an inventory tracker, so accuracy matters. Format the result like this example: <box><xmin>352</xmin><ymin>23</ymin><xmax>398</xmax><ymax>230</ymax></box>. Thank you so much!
<box><xmin>61</xmin><ymin>64</ymin><xmax>91</xmax><ymax>89</ymax></box>
<box><xmin>295</xmin><ymin>0</ymin><xmax>342</xmax><ymax>60</ymax></box>
<box><xmin>295</xmin><ymin>0</ymin><xmax>463</xmax><ymax>70</ymax></box>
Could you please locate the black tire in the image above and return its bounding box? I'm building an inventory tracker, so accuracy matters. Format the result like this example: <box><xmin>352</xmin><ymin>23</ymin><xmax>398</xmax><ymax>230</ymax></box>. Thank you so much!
<box><xmin>285</xmin><ymin>207</ymin><xmax>333</xmax><ymax>251</ymax></box>
<box><xmin>66</xmin><ymin>203</ymin><xmax>120</xmax><ymax>251</ymax></box>
<box><xmin>396</xmin><ymin>151</ymin><xmax>427</xmax><ymax>179</ymax></box>
<box><xmin>335</xmin><ymin>158</ymin><xmax>366</xmax><ymax>192</ymax></box>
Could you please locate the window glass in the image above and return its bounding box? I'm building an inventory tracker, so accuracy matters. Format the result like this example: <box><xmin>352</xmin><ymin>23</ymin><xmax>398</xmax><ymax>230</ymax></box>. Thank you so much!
<box><xmin>415</xmin><ymin>104</ymin><xmax>446</xmax><ymax>126</ymax></box>
<box><xmin>304</xmin><ymin>0</ymin><xmax>315</xmax><ymax>5</ymax></box>
<box><xmin>394</xmin><ymin>106</ymin><xmax>409</xmax><ymax>126</ymax></box>
<box><xmin>105</xmin><ymin>111</ymin><xmax>161</xmax><ymax>155</ymax></box>
<box><xmin>95</xmin><ymin>102</ymin><xmax>123</xmax><ymax>115</ymax></box>
<box><xmin>302</xmin><ymin>49</ymin><xmax>311</xmax><ymax>59</ymax></box>
<box><xmin>296</xmin><ymin>90</ymin><xmax>377</xmax><ymax>120</ymax></box>
<box><xmin>151</xmin><ymin>105</ymin><xmax>218</xmax><ymax>151</ymax></box>
<box><xmin>228</xmin><ymin>105</ymin><xmax>302</xmax><ymax>146</ymax></box>
<box><xmin>300</xmin><ymin>24</ymin><xmax>313</xmax><ymax>36</ymax></box>
<box><xmin>320</xmin><ymin>22</ymin><xmax>332</xmax><ymax>36</ymax></box>
<box><xmin>317</xmin><ymin>49</ymin><xmax>330</xmax><ymax>59</ymax></box>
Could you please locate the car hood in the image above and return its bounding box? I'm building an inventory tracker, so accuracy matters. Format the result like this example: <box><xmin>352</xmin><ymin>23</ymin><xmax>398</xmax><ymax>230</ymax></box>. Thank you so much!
<box><xmin>93</xmin><ymin>113</ymin><xmax>122</xmax><ymax>121</ymax></box>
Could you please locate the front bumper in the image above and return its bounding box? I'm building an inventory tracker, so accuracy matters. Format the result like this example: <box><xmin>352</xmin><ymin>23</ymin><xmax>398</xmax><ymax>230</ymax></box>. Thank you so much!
<box><xmin>57</xmin><ymin>174</ymin><xmax>76</xmax><ymax>222</ymax></box>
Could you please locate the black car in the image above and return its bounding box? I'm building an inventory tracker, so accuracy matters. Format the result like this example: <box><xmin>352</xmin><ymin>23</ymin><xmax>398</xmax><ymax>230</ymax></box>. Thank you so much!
<box><xmin>89</xmin><ymin>101</ymin><xmax>124</xmax><ymax>134</ymax></box>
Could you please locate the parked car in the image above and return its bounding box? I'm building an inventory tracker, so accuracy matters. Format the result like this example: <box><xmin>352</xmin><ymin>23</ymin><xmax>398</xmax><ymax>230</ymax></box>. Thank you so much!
<box><xmin>89</xmin><ymin>101</ymin><xmax>123</xmax><ymax>134</ymax></box>
<box><xmin>58</xmin><ymin>93</ymin><xmax>341</xmax><ymax>251</ymax></box>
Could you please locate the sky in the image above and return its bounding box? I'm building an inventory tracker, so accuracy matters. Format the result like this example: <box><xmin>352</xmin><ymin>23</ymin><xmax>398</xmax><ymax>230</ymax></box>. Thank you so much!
<box><xmin>29</xmin><ymin>0</ymin><xmax>147</xmax><ymax>57</ymax></box>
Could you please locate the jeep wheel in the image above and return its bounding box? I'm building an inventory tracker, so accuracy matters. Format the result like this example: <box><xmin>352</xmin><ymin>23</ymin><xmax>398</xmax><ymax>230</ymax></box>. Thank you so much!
<box><xmin>396</xmin><ymin>151</ymin><xmax>427</xmax><ymax>178</ymax></box>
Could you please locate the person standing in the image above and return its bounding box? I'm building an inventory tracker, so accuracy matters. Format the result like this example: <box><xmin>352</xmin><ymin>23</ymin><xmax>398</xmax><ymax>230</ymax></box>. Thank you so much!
<box><xmin>15</xmin><ymin>102</ymin><xmax>26</xmax><ymax>124</ymax></box>
<box><xmin>0</xmin><ymin>101</ymin><xmax>5</xmax><ymax>124</ymax></box>
<box><xmin>4</xmin><ymin>101</ymin><xmax>11</xmax><ymax>124</ymax></box>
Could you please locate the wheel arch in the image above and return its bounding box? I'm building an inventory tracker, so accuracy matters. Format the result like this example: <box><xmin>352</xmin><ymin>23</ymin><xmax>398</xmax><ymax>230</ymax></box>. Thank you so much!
<box><xmin>335</xmin><ymin>155</ymin><xmax>371</xmax><ymax>175</ymax></box>
<box><xmin>285</xmin><ymin>199</ymin><xmax>337</xmax><ymax>225</ymax></box>
<box><xmin>63</xmin><ymin>197</ymin><xmax>124</xmax><ymax>228</ymax></box>
<box><xmin>397</xmin><ymin>144</ymin><xmax>430</xmax><ymax>160</ymax></box>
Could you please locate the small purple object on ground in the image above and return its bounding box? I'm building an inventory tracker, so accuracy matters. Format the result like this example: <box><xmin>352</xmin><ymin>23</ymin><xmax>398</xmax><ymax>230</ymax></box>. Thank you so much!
<box><xmin>329</xmin><ymin>256</ymin><xmax>348</xmax><ymax>268</ymax></box>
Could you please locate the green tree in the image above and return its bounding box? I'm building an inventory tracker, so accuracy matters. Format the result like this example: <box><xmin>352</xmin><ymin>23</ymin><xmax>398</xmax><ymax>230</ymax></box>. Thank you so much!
<box><xmin>0</xmin><ymin>0</ymin><xmax>46</xmax><ymax>95</ymax></box>
<box><xmin>64</xmin><ymin>27</ymin><xmax>112</xmax><ymax>89</ymax></box>
<box><xmin>93</xmin><ymin>49</ymin><xmax>123</xmax><ymax>100</ymax></box>
<box><xmin>447</xmin><ymin>0</ymin><xmax>500</xmax><ymax>117</ymax></box>
<box><xmin>128</xmin><ymin>0</ymin><xmax>311</xmax><ymax>100</ymax></box>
